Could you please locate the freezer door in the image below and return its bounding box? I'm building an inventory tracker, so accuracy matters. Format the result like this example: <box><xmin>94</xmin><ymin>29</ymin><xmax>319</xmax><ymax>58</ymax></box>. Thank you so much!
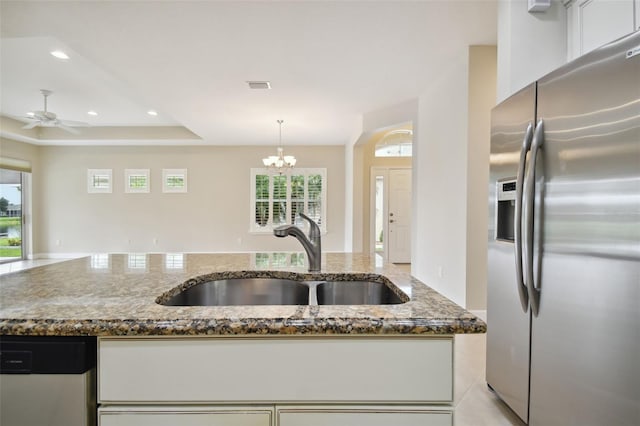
<box><xmin>530</xmin><ymin>31</ymin><xmax>640</xmax><ymax>426</ymax></box>
<box><xmin>486</xmin><ymin>83</ymin><xmax>536</xmax><ymax>423</ymax></box>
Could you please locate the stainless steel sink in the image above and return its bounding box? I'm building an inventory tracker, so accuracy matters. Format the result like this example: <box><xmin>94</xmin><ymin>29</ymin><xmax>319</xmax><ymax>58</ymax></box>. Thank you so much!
<box><xmin>160</xmin><ymin>278</ymin><xmax>310</xmax><ymax>306</ymax></box>
<box><xmin>315</xmin><ymin>281</ymin><xmax>405</xmax><ymax>305</ymax></box>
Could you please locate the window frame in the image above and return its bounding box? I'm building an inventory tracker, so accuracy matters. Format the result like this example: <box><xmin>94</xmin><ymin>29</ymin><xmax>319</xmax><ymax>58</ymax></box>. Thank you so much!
<box><xmin>162</xmin><ymin>169</ymin><xmax>188</xmax><ymax>193</ymax></box>
<box><xmin>87</xmin><ymin>169</ymin><xmax>113</xmax><ymax>193</ymax></box>
<box><xmin>249</xmin><ymin>168</ymin><xmax>327</xmax><ymax>234</ymax></box>
<box><xmin>124</xmin><ymin>169</ymin><xmax>150</xmax><ymax>194</ymax></box>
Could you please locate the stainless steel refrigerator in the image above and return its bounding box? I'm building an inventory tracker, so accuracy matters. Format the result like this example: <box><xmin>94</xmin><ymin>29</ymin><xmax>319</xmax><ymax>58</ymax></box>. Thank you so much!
<box><xmin>486</xmin><ymin>30</ymin><xmax>640</xmax><ymax>426</ymax></box>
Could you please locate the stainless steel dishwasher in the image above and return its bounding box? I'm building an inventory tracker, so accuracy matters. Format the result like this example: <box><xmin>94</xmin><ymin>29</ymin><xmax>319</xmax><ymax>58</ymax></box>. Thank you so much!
<box><xmin>0</xmin><ymin>336</ymin><xmax>96</xmax><ymax>426</ymax></box>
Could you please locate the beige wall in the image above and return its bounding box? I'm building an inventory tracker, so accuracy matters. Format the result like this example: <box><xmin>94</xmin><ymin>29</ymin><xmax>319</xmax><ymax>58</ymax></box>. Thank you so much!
<box><xmin>33</xmin><ymin>144</ymin><xmax>344</xmax><ymax>256</ymax></box>
<box><xmin>466</xmin><ymin>46</ymin><xmax>497</xmax><ymax>310</ymax></box>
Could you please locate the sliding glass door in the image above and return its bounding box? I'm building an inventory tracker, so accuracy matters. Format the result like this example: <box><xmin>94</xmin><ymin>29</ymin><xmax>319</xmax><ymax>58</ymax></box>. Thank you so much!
<box><xmin>0</xmin><ymin>168</ymin><xmax>24</xmax><ymax>263</ymax></box>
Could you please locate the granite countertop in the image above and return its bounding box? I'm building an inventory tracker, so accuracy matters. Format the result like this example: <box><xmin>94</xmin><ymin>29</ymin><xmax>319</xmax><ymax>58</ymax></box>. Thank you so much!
<box><xmin>0</xmin><ymin>253</ymin><xmax>486</xmax><ymax>336</ymax></box>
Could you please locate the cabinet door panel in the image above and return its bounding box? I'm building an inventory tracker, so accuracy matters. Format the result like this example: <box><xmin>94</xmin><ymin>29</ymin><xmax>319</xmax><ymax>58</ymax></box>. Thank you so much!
<box><xmin>99</xmin><ymin>407</ymin><xmax>272</xmax><ymax>426</ymax></box>
<box><xmin>278</xmin><ymin>409</ymin><xmax>452</xmax><ymax>426</ymax></box>
<box><xmin>98</xmin><ymin>337</ymin><xmax>453</xmax><ymax>404</ymax></box>
<box><xmin>579</xmin><ymin>0</ymin><xmax>634</xmax><ymax>54</ymax></box>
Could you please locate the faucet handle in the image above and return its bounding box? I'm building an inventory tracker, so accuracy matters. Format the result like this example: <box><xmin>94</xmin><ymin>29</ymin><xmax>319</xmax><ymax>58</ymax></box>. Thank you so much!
<box><xmin>298</xmin><ymin>213</ymin><xmax>320</xmax><ymax>238</ymax></box>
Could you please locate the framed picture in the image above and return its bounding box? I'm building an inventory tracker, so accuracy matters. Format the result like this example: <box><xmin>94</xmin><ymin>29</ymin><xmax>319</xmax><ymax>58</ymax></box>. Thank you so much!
<box><xmin>162</xmin><ymin>168</ymin><xmax>188</xmax><ymax>193</ymax></box>
<box><xmin>125</xmin><ymin>169</ymin><xmax>150</xmax><ymax>193</ymax></box>
<box><xmin>87</xmin><ymin>169</ymin><xmax>112</xmax><ymax>193</ymax></box>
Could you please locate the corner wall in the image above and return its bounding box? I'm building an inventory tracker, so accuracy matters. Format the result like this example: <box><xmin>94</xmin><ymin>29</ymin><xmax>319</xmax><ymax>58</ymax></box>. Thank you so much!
<box><xmin>414</xmin><ymin>49</ymin><xmax>470</xmax><ymax>307</ymax></box>
<box><xmin>466</xmin><ymin>46</ymin><xmax>497</xmax><ymax>310</ymax></box>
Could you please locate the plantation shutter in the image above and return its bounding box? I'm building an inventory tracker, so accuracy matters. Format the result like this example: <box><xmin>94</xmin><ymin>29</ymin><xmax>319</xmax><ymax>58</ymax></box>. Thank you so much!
<box><xmin>251</xmin><ymin>168</ymin><xmax>326</xmax><ymax>233</ymax></box>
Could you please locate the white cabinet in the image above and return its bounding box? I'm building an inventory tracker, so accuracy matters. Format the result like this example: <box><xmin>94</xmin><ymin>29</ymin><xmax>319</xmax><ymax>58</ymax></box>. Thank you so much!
<box><xmin>99</xmin><ymin>405</ymin><xmax>273</xmax><ymax>426</ymax></box>
<box><xmin>98</xmin><ymin>336</ymin><xmax>453</xmax><ymax>404</ymax></box>
<box><xmin>97</xmin><ymin>336</ymin><xmax>454</xmax><ymax>425</ymax></box>
<box><xmin>566</xmin><ymin>0</ymin><xmax>636</xmax><ymax>60</ymax></box>
<box><xmin>277</xmin><ymin>406</ymin><xmax>452</xmax><ymax>426</ymax></box>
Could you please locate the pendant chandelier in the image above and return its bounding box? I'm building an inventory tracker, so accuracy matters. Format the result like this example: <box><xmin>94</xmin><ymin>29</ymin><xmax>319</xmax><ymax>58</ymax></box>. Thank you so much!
<box><xmin>262</xmin><ymin>119</ymin><xmax>296</xmax><ymax>173</ymax></box>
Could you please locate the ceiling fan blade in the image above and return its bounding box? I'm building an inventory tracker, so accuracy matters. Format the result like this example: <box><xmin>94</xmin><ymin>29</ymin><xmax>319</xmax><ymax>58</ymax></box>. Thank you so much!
<box><xmin>56</xmin><ymin>123</ymin><xmax>81</xmax><ymax>135</ymax></box>
<box><xmin>22</xmin><ymin>121</ymin><xmax>39</xmax><ymax>130</ymax></box>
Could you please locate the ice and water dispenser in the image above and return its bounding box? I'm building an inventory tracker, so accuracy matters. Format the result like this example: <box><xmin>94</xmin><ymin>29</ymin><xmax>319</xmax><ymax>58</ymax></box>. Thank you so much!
<box><xmin>495</xmin><ymin>179</ymin><xmax>516</xmax><ymax>242</ymax></box>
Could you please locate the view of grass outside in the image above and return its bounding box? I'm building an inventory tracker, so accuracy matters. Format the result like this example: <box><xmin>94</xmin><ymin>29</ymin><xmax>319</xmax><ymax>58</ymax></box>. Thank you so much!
<box><xmin>0</xmin><ymin>216</ymin><xmax>21</xmax><ymax>259</ymax></box>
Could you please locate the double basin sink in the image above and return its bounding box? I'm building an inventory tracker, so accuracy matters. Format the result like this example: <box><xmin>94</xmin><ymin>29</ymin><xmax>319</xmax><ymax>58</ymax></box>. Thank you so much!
<box><xmin>157</xmin><ymin>276</ymin><xmax>409</xmax><ymax>307</ymax></box>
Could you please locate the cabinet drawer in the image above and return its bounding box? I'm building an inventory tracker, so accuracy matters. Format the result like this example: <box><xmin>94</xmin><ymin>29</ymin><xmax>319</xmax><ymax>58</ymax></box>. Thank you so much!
<box><xmin>98</xmin><ymin>336</ymin><xmax>453</xmax><ymax>404</ymax></box>
<box><xmin>99</xmin><ymin>405</ymin><xmax>273</xmax><ymax>426</ymax></box>
<box><xmin>277</xmin><ymin>406</ymin><xmax>452</xmax><ymax>426</ymax></box>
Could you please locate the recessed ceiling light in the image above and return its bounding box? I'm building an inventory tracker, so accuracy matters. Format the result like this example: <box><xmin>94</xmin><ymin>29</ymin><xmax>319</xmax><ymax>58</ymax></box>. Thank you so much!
<box><xmin>147</xmin><ymin>110</ymin><xmax>158</xmax><ymax>116</ymax></box>
<box><xmin>247</xmin><ymin>81</ymin><xmax>271</xmax><ymax>89</ymax></box>
<box><xmin>50</xmin><ymin>50</ymin><xmax>70</xmax><ymax>60</ymax></box>
<box><xmin>87</xmin><ymin>110</ymin><xmax>98</xmax><ymax>116</ymax></box>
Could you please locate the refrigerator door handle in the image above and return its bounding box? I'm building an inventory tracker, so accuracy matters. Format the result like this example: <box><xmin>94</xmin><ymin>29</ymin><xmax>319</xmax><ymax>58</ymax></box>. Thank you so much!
<box><xmin>524</xmin><ymin>119</ymin><xmax>544</xmax><ymax>316</ymax></box>
<box><xmin>514</xmin><ymin>122</ymin><xmax>534</xmax><ymax>312</ymax></box>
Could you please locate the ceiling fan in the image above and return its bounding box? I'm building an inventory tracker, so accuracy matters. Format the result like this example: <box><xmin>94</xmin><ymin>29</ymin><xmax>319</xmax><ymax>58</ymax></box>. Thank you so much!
<box><xmin>22</xmin><ymin>89</ymin><xmax>89</xmax><ymax>134</ymax></box>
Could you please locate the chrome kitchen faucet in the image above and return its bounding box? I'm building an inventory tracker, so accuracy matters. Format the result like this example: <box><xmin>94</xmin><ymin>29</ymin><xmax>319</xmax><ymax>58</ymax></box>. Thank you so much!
<box><xmin>273</xmin><ymin>213</ymin><xmax>321</xmax><ymax>272</ymax></box>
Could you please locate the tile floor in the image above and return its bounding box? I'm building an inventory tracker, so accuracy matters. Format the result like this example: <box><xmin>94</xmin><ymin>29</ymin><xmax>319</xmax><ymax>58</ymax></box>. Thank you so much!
<box><xmin>453</xmin><ymin>326</ymin><xmax>525</xmax><ymax>426</ymax></box>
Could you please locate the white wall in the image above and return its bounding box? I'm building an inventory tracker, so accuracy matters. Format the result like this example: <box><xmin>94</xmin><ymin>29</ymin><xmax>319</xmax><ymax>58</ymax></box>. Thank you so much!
<box><xmin>35</xmin><ymin>144</ymin><xmax>345</xmax><ymax>256</ymax></box>
<box><xmin>497</xmin><ymin>0</ymin><xmax>567</xmax><ymax>102</ymax></box>
<box><xmin>414</xmin><ymin>49</ymin><xmax>470</xmax><ymax>307</ymax></box>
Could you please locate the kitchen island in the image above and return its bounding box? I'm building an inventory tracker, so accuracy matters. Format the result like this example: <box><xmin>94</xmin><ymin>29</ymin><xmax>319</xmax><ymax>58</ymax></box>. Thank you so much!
<box><xmin>0</xmin><ymin>253</ymin><xmax>485</xmax><ymax>426</ymax></box>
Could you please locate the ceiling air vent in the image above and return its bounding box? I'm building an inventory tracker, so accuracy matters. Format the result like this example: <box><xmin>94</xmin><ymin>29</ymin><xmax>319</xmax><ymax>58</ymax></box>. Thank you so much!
<box><xmin>247</xmin><ymin>81</ymin><xmax>271</xmax><ymax>89</ymax></box>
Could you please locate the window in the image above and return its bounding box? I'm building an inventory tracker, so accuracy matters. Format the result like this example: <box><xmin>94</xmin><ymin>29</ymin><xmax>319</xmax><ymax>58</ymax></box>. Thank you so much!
<box><xmin>162</xmin><ymin>169</ymin><xmax>187</xmax><ymax>193</ymax></box>
<box><xmin>125</xmin><ymin>169</ymin><xmax>150</xmax><ymax>193</ymax></box>
<box><xmin>250</xmin><ymin>168</ymin><xmax>327</xmax><ymax>233</ymax></box>
<box><xmin>87</xmin><ymin>169</ymin><xmax>112</xmax><ymax>193</ymax></box>
<box><xmin>374</xmin><ymin>129</ymin><xmax>413</xmax><ymax>157</ymax></box>
<box><xmin>375</xmin><ymin>142</ymin><xmax>413</xmax><ymax>157</ymax></box>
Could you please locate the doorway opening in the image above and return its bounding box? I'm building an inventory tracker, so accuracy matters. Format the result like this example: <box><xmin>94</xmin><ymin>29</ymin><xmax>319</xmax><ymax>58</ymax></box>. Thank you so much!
<box><xmin>0</xmin><ymin>168</ymin><xmax>25</xmax><ymax>263</ymax></box>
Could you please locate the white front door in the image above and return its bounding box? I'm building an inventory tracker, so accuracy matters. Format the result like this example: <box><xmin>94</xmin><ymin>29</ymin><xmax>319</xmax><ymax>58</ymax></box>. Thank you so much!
<box><xmin>388</xmin><ymin>169</ymin><xmax>411</xmax><ymax>263</ymax></box>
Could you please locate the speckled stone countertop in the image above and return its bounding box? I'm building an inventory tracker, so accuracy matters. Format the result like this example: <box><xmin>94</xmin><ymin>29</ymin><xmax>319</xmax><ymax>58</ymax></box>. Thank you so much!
<box><xmin>0</xmin><ymin>253</ymin><xmax>485</xmax><ymax>336</ymax></box>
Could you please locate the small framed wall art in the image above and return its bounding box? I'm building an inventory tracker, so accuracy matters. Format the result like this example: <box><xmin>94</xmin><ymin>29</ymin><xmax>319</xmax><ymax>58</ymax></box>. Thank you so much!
<box><xmin>125</xmin><ymin>169</ymin><xmax>150</xmax><ymax>193</ymax></box>
<box><xmin>162</xmin><ymin>168</ymin><xmax>188</xmax><ymax>193</ymax></box>
<box><xmin>87</xmin><ymin>169</ymin><xmax>113</xmax><ymax>193</ymax></box>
